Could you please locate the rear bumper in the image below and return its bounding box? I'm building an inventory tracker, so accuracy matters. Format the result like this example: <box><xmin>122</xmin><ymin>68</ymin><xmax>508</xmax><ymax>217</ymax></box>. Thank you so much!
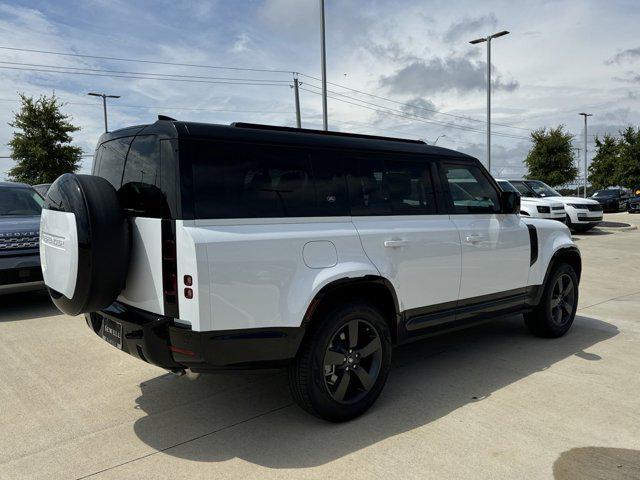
<box><xmin>86</xmin><ymin>302</ymin><xmax>305</xmax><ymax>372</ymax></box>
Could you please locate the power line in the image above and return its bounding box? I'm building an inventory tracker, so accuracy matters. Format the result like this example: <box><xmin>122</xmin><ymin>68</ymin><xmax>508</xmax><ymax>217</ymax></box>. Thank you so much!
<box><xmin>298</xmin><ymin>72</ymin><xmax>534</xmax><ymax>133</ymax></box>
<box><xmin>0</xmin><ymin>65</ymin><xmax>291</xmax><ymax>87</ymax></box>
<box><xmin>0</xmin><ymin>61</ymin><xmax>291</xmax><ymax>83</ymax></box>
<box><xmin>0</xmin><ymin>45</ymin><xmax>294</xmax><ymax>74</ymax></box>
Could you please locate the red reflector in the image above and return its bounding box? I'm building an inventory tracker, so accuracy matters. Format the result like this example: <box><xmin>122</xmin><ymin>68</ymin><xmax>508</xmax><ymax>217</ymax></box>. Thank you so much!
<box><xmin>184</xmin><ymin>275</ymin><xmax>193</xmax><ymax>286</ymax></box>
<box><xmin>169</xmin><ymin>345</ymin><xmax>195</xmax><ymax>356</ymax></box>
<box><xmin>184</xmin><ymin>287</ymin><xmax>193</xmax><ymax>299</ymax></box>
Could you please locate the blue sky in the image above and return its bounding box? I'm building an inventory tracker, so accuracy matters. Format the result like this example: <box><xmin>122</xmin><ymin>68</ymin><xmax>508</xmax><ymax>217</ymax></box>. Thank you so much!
<box><xmin>1</xmin><ymin>0</ymin><xmax>640</xmax><ymax>180</ymax></box>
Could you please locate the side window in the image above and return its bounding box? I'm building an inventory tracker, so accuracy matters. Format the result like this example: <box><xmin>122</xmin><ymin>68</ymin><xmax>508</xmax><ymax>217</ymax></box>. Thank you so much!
<box><xmin>96</xmin><ymin>137</ymin><xmax>132</xmax><ymax>189</ymax></box>
<box><xmin>310</xmin><ymin>154</ymin><xmax>349</xmax><ymax>216</ymax></box>
<box><xmin>191</xmin><ymin>141</ymin><xmax>317</xmax><ymax>219</ymax></box>
<box><xmin>441</xmin><ymin>163</ymin><xmax>500</xmax><ymax>214</ymax></box>
<box><xmin>347</xmin><ymin>155</ymin><xmax>435</xmax><ymax>216</ymax></box>
<box><xmin>384</xmin><ymin>159</ymin><xmax>436</xmax><ymax>215</ymax></box>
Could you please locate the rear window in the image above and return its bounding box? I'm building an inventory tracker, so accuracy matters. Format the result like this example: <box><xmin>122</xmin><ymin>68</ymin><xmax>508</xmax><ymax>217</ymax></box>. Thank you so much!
<box><xmin>189</xmin><ymin>141</ymin><xmax>349</xmax><ymax>219</ymax></box>
<box><xmin>93</xmin><ymin>135</ymin><xmax>169</xmax><ymax>218</ymax></box>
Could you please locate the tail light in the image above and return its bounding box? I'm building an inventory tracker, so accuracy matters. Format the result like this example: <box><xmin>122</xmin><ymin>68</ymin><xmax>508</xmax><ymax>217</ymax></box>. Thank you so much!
<box><xmin>161</xmin><ymin>220</ymin><xmax>179</xmax><ymax>318</ymax></box>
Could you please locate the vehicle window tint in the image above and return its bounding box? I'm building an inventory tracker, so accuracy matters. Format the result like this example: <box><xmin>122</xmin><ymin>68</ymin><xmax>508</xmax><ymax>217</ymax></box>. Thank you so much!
<box><xmin>384</xmin><ymin>159</ymin><xmax>436</xmax><ymax>215</ymax></box>
<box><xmin>191</xmin><ymin>141</ymin><xmax>317</xmax><ymax>219</ymax></box>
<box><xmin>347</xmin><ymin>156</ymin><xmax>435</xmax><ymax>216</ymax></box>
<box><xmin>0</xmin><ymin>188</ymin><xmax>42</xmax><ymax>216</ymax></box>
<box><xmin>96</xmin><ymin>137</ymin><xmax>132</xmax><ymax>189</ymax></box>
<box><xmin>119</xmin><ymin>135</ymin><xmax>167</xmax><ymax>218</ymax></box>
<box><xmin>442</xmin><ymin>164</ymin><xmax>500</xmax><ymax>214</ymax></box>
<box><xmin>310</xmin><ymin>154</ymin><xmax>349</xmax><ymax>216</ymax></box>
<box><xmin>347</xmin><ymin>156</ymin><xmax>391</xmax><ymax>216</ymax></box>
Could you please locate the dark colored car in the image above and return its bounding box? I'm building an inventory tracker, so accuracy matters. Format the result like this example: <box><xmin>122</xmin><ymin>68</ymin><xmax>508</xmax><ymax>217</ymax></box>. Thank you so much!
<box><xmin>628</xmin><ymin>196</ymin><xmax>640</xmax><ymax>213</ymax></box>
<box><xmin>33</xmin><ymin>183</ymin><xmax>52</xmax><ymax>198</ymax></box>
<box><xmin>590</xmin><ymin>189</ymin><xmax>628</xmax><ymax>212</ymax></box>
<box><xmin>0</xmin><ymin>182</ymin><xmax>44</xmax><ymax>294</ymax></box>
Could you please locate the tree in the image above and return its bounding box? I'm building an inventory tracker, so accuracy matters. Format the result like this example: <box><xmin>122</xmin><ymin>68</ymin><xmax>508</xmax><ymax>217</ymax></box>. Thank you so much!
<box><xmin>8</xmin><ymin>93</ymin><xmax>82</xmax><ymax>184</ymax></box>
<box><xmin>617</xmin><ymin>127</ymin><xmax>640</xmax><ymax>190</ymax></box>
<box><xmin>524</xmin><ymin>126</ymin><xmax>578</xmax><ymax>187</ymax></box>
<box><xmin>588</xmin><ymin>134</ymin><xmax>619</xmax><ymax>189</ymax></box>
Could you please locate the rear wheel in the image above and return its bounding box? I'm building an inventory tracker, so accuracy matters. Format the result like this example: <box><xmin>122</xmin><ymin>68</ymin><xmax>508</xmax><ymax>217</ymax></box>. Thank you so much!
<box><xmin>525</xmin><ymin>263</ymin><xmax>579</xmax><ymax>338</ymax></box>
<box><xmin>288</xmin><ymin>301</ymin><xmax>392</xmax><ymax>422</ymax></box>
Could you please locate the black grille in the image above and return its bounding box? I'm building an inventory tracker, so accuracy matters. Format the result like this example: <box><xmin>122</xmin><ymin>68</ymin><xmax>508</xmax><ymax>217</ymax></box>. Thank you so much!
<box><xmin>0</xmin><ymin>266</ymin><xmax>43</xmax><ymax>286</ymax></box>
<box><xmin>0</xmin><ymin>231</ymin><xmax>39</xmax><ymax>251</ymax></box>
<box><xmin>551</xmin><ymin>206</ymin><xmax>565</xmax><ymax>211</ymax></box>
<box><xmin>587</xmin><ymin>204</ymin><xmax>603</xmax><ymax>212</ymax></box>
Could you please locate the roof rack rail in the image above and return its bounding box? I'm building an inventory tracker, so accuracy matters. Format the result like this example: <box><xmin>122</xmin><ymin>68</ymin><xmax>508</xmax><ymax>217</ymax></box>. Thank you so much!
<box><xmin>231</xmin><ymin>122</ymin><xmax>425</xmax><ymax>145</ymax></box>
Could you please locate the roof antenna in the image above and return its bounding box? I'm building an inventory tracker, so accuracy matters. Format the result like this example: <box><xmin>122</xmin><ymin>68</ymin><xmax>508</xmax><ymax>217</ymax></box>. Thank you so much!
<box><xmin>158</xmin><ymin>115</ymin><xmax>177</xmax><ymax>121</ymax></box>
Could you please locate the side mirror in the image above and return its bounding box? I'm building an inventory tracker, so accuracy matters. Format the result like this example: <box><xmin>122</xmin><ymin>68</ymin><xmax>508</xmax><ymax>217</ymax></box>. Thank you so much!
<box><xmin>501</xmin><ymin>191</ymin><xmax>520</xmax><ymax>214</ymax></box>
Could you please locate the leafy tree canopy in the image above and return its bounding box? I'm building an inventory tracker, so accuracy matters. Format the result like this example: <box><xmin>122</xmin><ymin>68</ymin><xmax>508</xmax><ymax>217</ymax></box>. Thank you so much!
<box><xmin>8</xmin><ymin>93</ymin><xmax>82</xmax><ymax>185</ymax></box>
<box><xmin>588</xmin><ymin>127</ymin><xmax>640</xmax><ymax>190</ymax></box>
<box><xmin>588</xmin><ymin>134</ymin><xmax>619</xmax><ymax>189</ymax></box>
<box><xmin>524</xmin><ymin>126</ymin><xmax>578</xmax><ymax>187</ymax></box>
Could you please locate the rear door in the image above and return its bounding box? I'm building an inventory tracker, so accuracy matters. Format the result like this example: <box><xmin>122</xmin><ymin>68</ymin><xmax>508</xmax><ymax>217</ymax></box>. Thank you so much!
<box><xmin>438</xmin><ymin>161</ymin><xmax>530</xmax><ymax>301</ymax></box>
<box><xmin>348</xmin><ymin>152</ymin><xmax>461</xmax><ymax>313</ymax></box>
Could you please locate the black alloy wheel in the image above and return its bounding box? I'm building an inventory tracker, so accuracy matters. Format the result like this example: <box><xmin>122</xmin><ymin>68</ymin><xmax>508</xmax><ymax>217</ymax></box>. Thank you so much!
<box><xmin>323</xmin><ymin>319</ymin><xmax>383</xmax><ymax>404</ymax></box>
<box><xmin>549</xmin><ymin>273</ymin><xmax>576</xmax><ymax>326</ymax></box>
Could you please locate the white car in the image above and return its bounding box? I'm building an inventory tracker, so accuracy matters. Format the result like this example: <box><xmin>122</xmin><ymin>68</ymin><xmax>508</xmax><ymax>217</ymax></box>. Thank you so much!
<box><xmin>39</xmin><ymin>119</ymin><xmax>581</xmax><ymax>422</ymax></box>
<box><xmin>509</xmin><ymin>180</ymin><xmax>603</xmax><ymax>232</ymax></box>
<box><xmin>496</xmin><ymin>179</ymin><xmax>565</xmax><ymax>222</ymax></box>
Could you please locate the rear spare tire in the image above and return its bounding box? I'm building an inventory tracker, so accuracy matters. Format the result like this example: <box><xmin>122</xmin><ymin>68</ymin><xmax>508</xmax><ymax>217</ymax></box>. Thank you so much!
<box><xmin>40</xmin><ymin>174</ymin><xmax>129</xmax><ymax>315</ymax></box>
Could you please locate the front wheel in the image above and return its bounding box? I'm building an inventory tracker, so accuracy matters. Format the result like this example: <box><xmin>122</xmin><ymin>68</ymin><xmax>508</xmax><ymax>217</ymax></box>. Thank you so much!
<box><xmin>524</xmin><ymin>263</ymin><xmax>579</xmax><ymax>338</ymax></box>
<box><xmin>288</xmin><ymin>302</ymin><xmax>392</xmax><ymax>422</ymax></box>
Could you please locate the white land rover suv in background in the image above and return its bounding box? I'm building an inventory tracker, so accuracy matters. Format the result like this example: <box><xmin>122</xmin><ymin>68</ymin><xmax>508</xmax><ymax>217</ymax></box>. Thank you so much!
<box><xmin>509</xmin><ymin>179</ymin><xmax>603</xmax><ymax>233</ymax></box>
<box><xmin>496</xmin><ymin>179</ymin><xmax>565</xmax><ymax>222</ymax></box>
<box><xmin>40</xmin><ymin>119</ymin><xmax>581</xmax><ymax>422</ymax></box>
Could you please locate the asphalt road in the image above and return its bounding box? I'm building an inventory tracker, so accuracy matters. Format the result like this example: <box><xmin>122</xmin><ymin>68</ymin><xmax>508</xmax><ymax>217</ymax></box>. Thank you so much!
<box><xmin>1</xmin><ymin>213</ymin><xmax>639</xmax><ymax>480</ymax></box>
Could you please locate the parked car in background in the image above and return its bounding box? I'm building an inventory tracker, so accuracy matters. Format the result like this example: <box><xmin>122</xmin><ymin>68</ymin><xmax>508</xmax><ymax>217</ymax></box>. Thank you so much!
<box><xmin>40</xmin><ymin>119</ymin><xmax>581</xmax><ymax>422</ymax></box>
<box><xmin>33</xmin><ymin>183</ymin><xmax>52</xmax><ymax>198</ymax></box>
<box><xmin>590</xmin><ymin>189</ymin><xmax>629</xmax><ymax>212</ymax></box>
<box><xmin>628</xmin><ymin>196</ymin><xmax>640</xmax><ymax>213</ymax></box>
<box><xmin>0</xmin><ymin>182</ymin><xmax>44</xmax><ymax>294</ymax></box>
<box><xmin>509</xmin><ymin>179</ymin><xmax>602</xmax><ymax>232</ymax></box>
<box><xmin>496</xmin><ymin>179</ymin><xmax>566</xmax><ymax>222</ymax></box>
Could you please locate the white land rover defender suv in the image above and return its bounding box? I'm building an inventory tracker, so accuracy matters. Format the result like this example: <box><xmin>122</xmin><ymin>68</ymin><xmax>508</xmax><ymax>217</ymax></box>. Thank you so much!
<box><xmin>40</xmin><ymin>119</ymin><xmax>581</xmax><ymax>422</ymax></box>
<box><xmin>496</xmin><ymin>179</ymin><xmax>565</xmax><ymax>222</ymax></box>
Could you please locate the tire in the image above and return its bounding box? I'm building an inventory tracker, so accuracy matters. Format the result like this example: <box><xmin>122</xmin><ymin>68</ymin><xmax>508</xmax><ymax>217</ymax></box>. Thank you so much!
<box><xmin>288</xmin><ymin>301</ymin><xmax>392</xmax><ymax>422</ymax></box>
<box><xmin>524</xmin><ymin>262</ymin><xmax>579</xmax><ymax>338</ymax></box>
<box><xmin>40</xmin><ymin>174</ymin><xmax>130</xmax><ymax>316</ymax></box>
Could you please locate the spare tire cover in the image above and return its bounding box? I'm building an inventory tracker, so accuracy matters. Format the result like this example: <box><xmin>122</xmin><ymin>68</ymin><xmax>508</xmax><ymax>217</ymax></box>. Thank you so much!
<box><xmin>40</xmin><ymin>173</ymin><xmax>130</xmax><ymax>315</ymax></box>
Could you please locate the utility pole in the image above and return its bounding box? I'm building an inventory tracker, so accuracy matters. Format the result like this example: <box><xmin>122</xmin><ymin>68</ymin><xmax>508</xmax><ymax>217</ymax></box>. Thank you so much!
<box><xmin>319</xmin><ymin>0</ymin><xmax>328</xmax><ymax>131</ymax></box>
<box><xmin>292</xmin><ymin>74</ymin><xmax>302</xmax><ymax>128</ymax></box>
<box><xmin>469</xmin><ymin>30</ymin><xmax>510</xmax><ymax>174</ymax></box>
<box><xmin>579</xmin><ymin>113</ymin><xmax>592</xmax><ymax>198</ymax></box>
<box><xmin>88</xmin><ymin>92</ymin><xmax>120</xmax><ymax>133</ymax></box>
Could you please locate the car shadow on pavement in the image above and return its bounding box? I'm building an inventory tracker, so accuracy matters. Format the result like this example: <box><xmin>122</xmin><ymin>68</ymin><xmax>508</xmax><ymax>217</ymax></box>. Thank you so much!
<box><xmin>553</xmin><ymin>446</ymin><xmax>640</xmax><ymax>479</ymax></box>
<box><xmin>0</xmin><ymin>290</ymin><xmax>59</xmax><ymax>322</ymax></box>
<box><xmin>132</xmin><ymin>315</ymin><xmax>618</xmax><ymax>469</ymax></box>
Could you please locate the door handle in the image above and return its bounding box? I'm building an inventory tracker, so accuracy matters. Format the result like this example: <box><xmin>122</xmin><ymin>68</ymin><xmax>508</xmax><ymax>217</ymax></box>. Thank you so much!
<box><xmin>384</xmin><ymin>239</ymin><xmax>409</xmax><ymax>248</ymax></box>
<box><xmin>464</xmin><ymin>234</ymin><xmax>484</xmax><ymax>244</ymax></box>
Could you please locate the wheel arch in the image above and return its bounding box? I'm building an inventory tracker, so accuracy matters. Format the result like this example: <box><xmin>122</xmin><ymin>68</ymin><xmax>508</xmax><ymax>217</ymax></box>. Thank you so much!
<box><xmin>301</xmin><ymin>276</ymin><xmax>401</xmax><ymax>344</ymax></box>
<box><xmin>530</xmin><ymin>245</ymin><xmax>582</xmax><ymax>307</ymax></box>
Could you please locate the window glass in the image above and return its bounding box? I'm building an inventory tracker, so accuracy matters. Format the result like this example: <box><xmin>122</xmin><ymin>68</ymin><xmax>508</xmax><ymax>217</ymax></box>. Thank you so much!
<box><xmin>442</xmin><ymin>164</ymin><xmax>500</xmax><ymax>213</ymax></box>
<box><xmin>348</xmin><ymin>155</ymin><xmax>435</xmax><ymax>215</ymax></box>
<box><xmin>497</xmin><ymin>180</ymin><xmax>519</xmax><ymax>193</ymax></box>
<box><xmin>524</xmin><ymin>180</ymin><xmax>561</xmax><ymax>198</ymax></box>
<box><xmin>119</xmin><ymin>135</ymin><xmax>166</xmax><ymax>218</ymax></box>
<box><xmin>310</xmin><ymin>154</ymin><xmax>349</xmax><ymax>216</ymax></box>
<box><xmin>191</xmin><ymin>141</ymin><xmax>317</xmax><ymax>219</ymax></box>
<box><xmin>0</xmin><ymin>188</ymin><xmax>42</xmax><ymax>216</ymax></box>
<box><xmin>509</xmin><ymin>181</ymin><xmax>535</xmax><ymax>197</ymax></box>
<box><xmin>97</xmin><ymin>137</ymin><xmax>132</xmax><ymax>189</ymax></box>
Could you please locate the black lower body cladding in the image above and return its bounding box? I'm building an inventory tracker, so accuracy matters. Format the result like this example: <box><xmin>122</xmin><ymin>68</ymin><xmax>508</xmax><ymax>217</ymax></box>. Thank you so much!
<box><xmin>43</xmin><ymin>174</ymin><xmax>130</xmax><ymax>315</ymax></box>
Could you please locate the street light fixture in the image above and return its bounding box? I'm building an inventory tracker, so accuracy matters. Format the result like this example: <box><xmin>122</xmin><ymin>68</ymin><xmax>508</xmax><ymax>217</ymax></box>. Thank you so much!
<box><xmin>433</xmin><ymin>134</ymin><xmax>447</xmax><ymax>145</ymax></box>
<box><xmin>469</xmin><ymin>30</ymin><xmax>510</xmax><ymax>174</ymax></box>
<box><xmin>578</xmin><ymin>113</ymin><xmax>592</xmax><ymax>198</ymax></box>
<box><xmin>87</xmin><ymin>92</ymin><xmax>120</xmax><ymax>133</ymax></box>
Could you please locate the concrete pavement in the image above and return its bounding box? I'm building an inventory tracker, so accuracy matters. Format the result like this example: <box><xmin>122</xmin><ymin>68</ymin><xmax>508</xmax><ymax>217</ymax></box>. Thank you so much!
<box><xmin>1</xmin><ymin>213</ymin><xmax>639</xmax><ymax>479</ymax></box>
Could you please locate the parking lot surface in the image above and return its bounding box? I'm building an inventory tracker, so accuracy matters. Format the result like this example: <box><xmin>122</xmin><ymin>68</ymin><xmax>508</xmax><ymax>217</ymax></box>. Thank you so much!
<box><xmin>1</xmin><ymin>213</ymin><xmax>639</xmax><ymax>480</ymax></box>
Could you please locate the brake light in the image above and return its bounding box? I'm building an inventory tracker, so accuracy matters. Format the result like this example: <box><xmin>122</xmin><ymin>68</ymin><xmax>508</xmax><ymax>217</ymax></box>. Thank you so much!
<box><xmin>161</xmin><ymin>220</ymin><xmax>179</xmax><ymax>318</ymax></box>
<box><xmin>169</xmin><ymin>345</ymin><xmax>195</xmax><ymax>356</ymax></box>
<box><xmin>184</xmin><ymin>287</ymin><xmax>193</xmax><ymax>299</ymax></box>
<box><xmin>184</xmin><ymin>275</ymin><xmax>193</xmax><ymax>286</ymax></box>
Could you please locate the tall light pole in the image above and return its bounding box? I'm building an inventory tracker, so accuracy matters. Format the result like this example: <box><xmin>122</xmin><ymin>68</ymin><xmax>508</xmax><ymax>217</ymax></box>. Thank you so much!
<box><xmin>88</xmin><ymin>92</ymin><xmax>120</xmax><ymax>133</ymax></box>
<box><xmin>469</xmin><ymin>30</ymin><xmax>510</xmax><ymax>174</ymax></box>
<box><xmin>319</xmin><ymin>0</ymin><xmax>328</xmax><ymax>131</ymax></box>
<box><xmin>433</xmin><ymin>134</ymin><xmax>447</xmax><ymax>145</ymax></box>
<box><xmin>579</xmin><ymin>113</ymin><xmax>592</xmax><ymax>198</ymax></box>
